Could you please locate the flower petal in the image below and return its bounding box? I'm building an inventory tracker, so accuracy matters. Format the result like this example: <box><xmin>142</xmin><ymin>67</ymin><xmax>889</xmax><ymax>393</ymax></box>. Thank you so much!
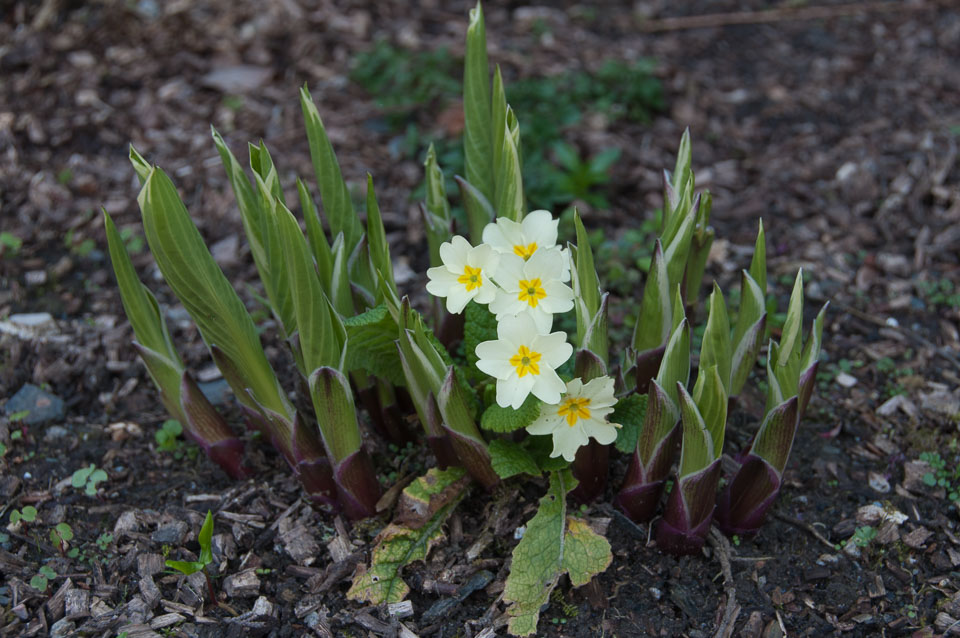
<box><xmin>490</xmin><ymin>253</ymin><xmax>526</xmax><ymax>291</ymax></box>
<box><xmin>445</xmin><ymin>285</ymin><xmax>473</xmax><ymax>314</ymax></box>
<box><xmin>425</xmin><ymin>266</ymin><xmax>459</xmax><ymax>297</ymax></box>
<box><xmin>551</xmin><ymin>424</ymin><xmax>589</xmax><ymax>462</ymax></box>
<box><xmin>525</xmin><ymin>412</ymin><xmax>563</xmax><ymax>436</ymax></box>
<box><xmin>522</xmin><ymin>210</ymin><xmax>558</xmax><ymax>249</ymax></box>
<box><xmin>531</xmin><ymin>367</ymin><xmax>566</xmax><ymax>405</ymax></box>
<box><xmin>497</xmin><ymin>374</ymin><xmax>535</xmax><ymax>409</ymax></box>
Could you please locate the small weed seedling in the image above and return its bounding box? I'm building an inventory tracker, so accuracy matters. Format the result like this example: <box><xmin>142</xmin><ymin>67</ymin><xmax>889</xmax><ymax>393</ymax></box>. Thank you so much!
<box><xmin>165</xmin><ymin>511</ymin><xmax>218</xmax><ymax>604</ymax></box>
<box><xmin>155</xmin><ymin>419</ymin><xmax>183</xmax><ymax>453</ymax></box>
<box><xmin>921</xmin><ymin>451</ymin><xmax>960</xmax><ymax>502</ymax></box>
<box><xmin>50</xmin><ymin>522</ymin><xmax>74</xmax><ymax>555</ymax></box>
<box><xmin>30</xmin><ymin>565</ymin><xmax>57</xmax><ymax>592</ymax></box>
<box><xmin>0</xmin><ymin>231</ymin><xmax>22</xmax><ymax>258</ymax></box>
<box><xmin>853</xmin><ymin>525</ymin><xmax>877</xmax><ymax>548</ymax></box>
<box><xmin>71</xmin><ymin>464</ymin><xmax>107</xmax><ymax>496</ymax></box>
<box><xmin>10</xmin><ymin>505</ymin><xmax>38</xmax><ymax>526</ymax></box>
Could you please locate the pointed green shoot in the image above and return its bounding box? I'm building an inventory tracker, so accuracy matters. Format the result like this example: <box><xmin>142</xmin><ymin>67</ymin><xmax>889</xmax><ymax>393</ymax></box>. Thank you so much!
<box><xmin>572</xmin><ymin>210</ymin><xmax>602</xmax><ymax>352</ymax></box>
<box><xmin>632</xmin><ymin>239</ymin><xmax>671</xmax><ymax>353</ymax></box>
<box><xmin>300</xmin><ymin>84</ymin><xmax>362</xmax><ymax>251</ymax></box>
<box><xmin>455</xmin><ymin>175</ymin><xmax>496</xmax><ymax>244</ymax></box>
<box><xmin>463</xmin><ymin>0</ymin><xmax>494</xmax><ymax>205</ymax></box>
<box><xmin>436</xmin><ymin>366</ymin><xmax>498</xmax><ymax>488</ymax></box>
<box><xmin>365</xmin><ymin>175</ymin><xmax>398</xmax><ymax>298</ymax></box>
<box><xmin>749</xmin><ymin>219</ymin><xmax>767</xmax><ymax>298</ymax></box>
<box><xmin>730</xmin><ymin>270</ymin><xmax>766</xmax><ymax>397</ymax></box>
<box><xmin>676</xmin><ymin>381</ymin><xmax>713</xmax><ymax>478</ymax></box>
<box><xmin>684</xmin><ymin>191</ymin><xmax>713</xmax><ymax>302</ymax></box>
<box><xmin>249</xmin><ymin>140</ymin><xmax>285</xmax><ymax>207</ymax></box>
<box><xmin>136</xmin><ymin>166</ymin><xmax>291</xmax><ymax>421</ymax></box>
<box><xmin>129</xmin><ymin>146</ymin><xmax>151</xmax><ymax>184</ymax></box>
<box><xmin>655</xmin><ymin>318</ymin><xmax>690</xmax><ymax>406</ymax></box>
<box><xmin>495</xmin><ymin>106</ymin><xmax>523</xmax><ymax>222</ymax></box>
<box><xmin>296</xmin><ymin>177</ymin><xmax>334</xmax><ymax>289</ymax></box>
<box><xmin>691</xmin><ymin>363</ymin><xmax>727</xmax><ymax>457</ymax></box>
<box><xmin>699</xmin><ymin>283</ymin><xmax>731</xmax><ymax>393</ymax></box>
<box><xmin>276</xmin><ymin>202</ymin><xmax>343</xmax><ymax>374</ymax></box>
<box><xmin>778</xmin><ymin>270</ymin><xmax>805</xmax><ymax>365</ymax></box>
<box><xmin>491</xmin><ymin>65</ymin><xmax>507</xmax><ymax>189</ymax></box>
<box><xmin>423</xmin><ymin>144</ymin><xmax>452</xmax><ymax>267</ymax></box>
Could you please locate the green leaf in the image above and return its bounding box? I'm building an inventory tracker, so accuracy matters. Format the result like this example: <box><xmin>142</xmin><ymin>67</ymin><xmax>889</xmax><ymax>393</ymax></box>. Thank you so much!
<box><xmin>129</xmin><ymin>145</ymin><xmax>152</xmax><ymax>184</ymax></box>
<box><xmin>300</xmin><ymin>85</ymin><xmax>362</xmax><ymax>251</ymax></box>
<box><xmin>698</xmin><ymin>284</ymin><xmax>731</xmax><ymax>393</ymax></box>
<box><xmin>72</xmin><ymin>465</ymin><xmax>94</xmax><ymax>488</ymax></box>
<box><xmin>632</xmin><ymin>240</ymin><xmax>671</xmax><ymax>353</ymax></box>
<box><xmin>137</xmin><ymin>167</ymin><xmax>291</xmax><ymax>419</ymax></box>
<box><xmin>296</xmin><ymin>177</ymin><xmax>334</xmax><ymax>289</ymax></box>
<box><xmin>480</xmin><ymin>394</ymin><xmax>542</xmax><ymax>433</ymax></box>
<box><xmin>365</xmin><ymin>175</ymin><xmax>398</xmax><ymax>298</ymax></box>
<box><xmin>691</xmin><ymin>364</ymin><xmax>727</xmax><ymax>454</ymax></box>
<box><xmin>494</xmin><ymin>107</ymin><xmax>523</xmax><ymax>222</ymax></box>
<box><xmin>612</xmin><ymin>393</ymin><xmax>648</xmax><ymax>454</ymax></box>
<box><xmin>396</xmin><ymin>467</ymin><xmax>469</xmax><ymax>528</ymax></box>
<box><xmin>212</xmin><ymin>129</ymin><xmax>294</xmax><ymax>337</ymax></box>
<box><xmin>730</xmin><ymin>270</ymin><xmax>766</xmax><ymax>396</ymax></box>
<box><xmin>343</xmin><ymin>304</ymin><xmax>405</xmax><ymax>386</ymax></box>
<box><xmin>423</xmin><ymin>144</ymin><xmax>452</xmax><ymax>267</ymax></box>
<box><xmin>348</xmin><ymin>479</ymin><xmax>465</xmax><ymax>604</ymax></box>
<box><xmin>276</xmin><ymin>202</ymin><xmax>341</xmax><ymax>373</ymax></box>
<box><xmin>489</xmin><ymin>439</ymin><xmax>541</xmax><ymax>479</ymax></box>
<box><xmin>165</xmin><ymin>560</ymin><xmax>204</xmax><ymax>576</ymax></box>
<box><xmin>491</xmin><ymin>65</ymin><xmax>507</xmax><ymax>192</ymax></box>
<box><xmin>456</xmin><ymin>175</ymin><xmax>496</xmax><ymax>246</ymax></box>
<box><xmin>779</xmin><ymin>270</ymin><xmax>804</xmax><ymax>364</ymax></box>
<box><xmin>750</xmin><ymin>397</ymin><xmax>800</xmax><ymax>475</ymax></box>
<box><xmin>249</xmin><ymin>140</ymin><xmax>285</xmax><ymax>207</ymax></box>
<box><xmin>573</xmin><ymin>210</ymin><xmax>602</xmax><ymax>352</ymax></box>
<box><xmin>464</xmin><ymin>300</ymin><xmax>499</xmax><ymax>369</ymax></box>
<box><xmin>655</xmin><ymin>318</ymin><xmax>690</xmax><ymax>405</ymax></box>
<box><xmin>748</xmin><ymin>219</ymin><xmax>767</xmax><ymax>298</ymax></box>
<box><xmin>463</xmin><ymin>1</ymin><xmax>494</xmax><ymax>206</ymax></box>
<box><xmin>309</xmin><ymin>367</ymin><xmax>363</xmax><ymax>463</ymax></box>
<box><xmin>800</xmin><ymin>302</ymin><xmax>829</xmax><ymax>374</ymax></box>
<box><xmin>503</xmin><ymin>470</ymin><xmax>612</xmax><ymax>636</ymax></box>
<box><xmin>662</xmin><ymin>195</ymin><xmax>697</xmax><ymax>289</ymax></box>
<box><xmin>103</xmin><ymin>210</ymin><xmax>184</xmax><ymax>412</ymax></box>
<box><xmin>198</xmin><ymin>510</ymin><xmax>214</xmax><ymax>565</ymax></box>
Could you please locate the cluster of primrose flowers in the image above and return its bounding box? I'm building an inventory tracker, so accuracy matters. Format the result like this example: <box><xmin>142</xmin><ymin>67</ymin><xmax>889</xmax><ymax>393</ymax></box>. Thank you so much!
<box><xmin>426</xmin><ymin>210</ymin><xmax>618</xmax><ymax>463</ymax></box>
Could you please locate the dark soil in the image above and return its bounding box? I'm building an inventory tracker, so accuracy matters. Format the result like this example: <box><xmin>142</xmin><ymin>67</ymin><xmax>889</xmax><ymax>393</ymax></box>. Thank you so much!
<box><xmin>2</xmin><ymin>1</ymin><xmax>960</xmax><ymax>637</ymax></box>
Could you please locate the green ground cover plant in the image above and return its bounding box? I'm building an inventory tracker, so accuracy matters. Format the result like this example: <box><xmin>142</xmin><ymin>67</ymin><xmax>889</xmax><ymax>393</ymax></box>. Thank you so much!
<box><xmin>105</xmin><ymin>3</ymin><xmax>825</xmax><ymax>633</ymax></box>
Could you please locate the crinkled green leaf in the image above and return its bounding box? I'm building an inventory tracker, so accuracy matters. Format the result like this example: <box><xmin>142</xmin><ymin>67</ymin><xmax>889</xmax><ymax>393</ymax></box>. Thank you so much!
<box><xmin>347</xmin><ymin>479</ymin><xmax>464</xmax><ymax>604</ymax></box>
<box><xmin>489</xmin><ymin>439</ymin><xmax>541</xmax><ymax>479</ymax></box>
<box><xmin>396</xmin><ymin>467</ymin><xmax>469</xmax><ymax>528</ymax></box>
<box><xmin>464</xmin><ymin>300</ymin><xmax>499</xmax><ymax>369</ymax></box>
<box><xmin>612</xmin><ymin>393</ymin><xmax>648</xmax><ymax>454</ymax></box>
<box><xmin>343</xmin><ymin>303</ymin><xmax>404</xmax><ymax>386</ymax></box>
<box><xmin>503</xmin><ymin>470</ymin><xmax>612</xmax><ymax>636</ymax></box>
<box><xmin>480</xmin><ymin>394</ymin><xmax>541</xmax><ymax>433</ymax></box>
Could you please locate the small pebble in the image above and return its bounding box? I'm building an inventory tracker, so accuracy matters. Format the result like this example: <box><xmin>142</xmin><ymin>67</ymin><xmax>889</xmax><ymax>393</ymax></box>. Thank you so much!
<box><xmin>835</xmin><ymin>372</ymin><xmax>857</xmax><ymax>388</ymax></box>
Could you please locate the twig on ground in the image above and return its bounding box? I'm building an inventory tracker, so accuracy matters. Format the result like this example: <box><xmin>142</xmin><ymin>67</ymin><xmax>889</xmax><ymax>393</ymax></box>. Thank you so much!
<box><xmin>773</xmin><ymin>512</ymin><xmax>839</xmax><ymax>552</ymax></box>
<box><xmin>639</xmin><ymin>1</ymin><xmax>937</xmax><ymax>33</ymax></box>
<box><xmin>708</xmin><ymin>527</ymin><xmax>740</xmax><ymax>638</ymax></box>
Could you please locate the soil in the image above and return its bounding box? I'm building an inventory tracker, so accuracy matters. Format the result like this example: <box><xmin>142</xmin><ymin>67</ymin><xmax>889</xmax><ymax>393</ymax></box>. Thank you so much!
<box><xmin>2</xmin><ymin>1</ymin><xmax>960</xmax><ymax>637</ymax></box>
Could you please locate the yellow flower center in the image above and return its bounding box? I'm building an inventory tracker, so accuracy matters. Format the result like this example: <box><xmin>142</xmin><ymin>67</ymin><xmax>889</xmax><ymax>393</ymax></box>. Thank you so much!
<box><xmin>557</xmin><ymin>397</ymin><xmax>592</xmax><ymax>426</ymax></box>
<box><xmin>509</xmin><ymin>345</ymin><xmax>542</xmax><ymax>378</ymax></box>
<box><xmin>513</xmin><ymin>242</ymin><xmax>538</xmax><ymax>260</ymax></box>
<box><xmin>457</xmin><ymin>264</ymin><xmax>483</xmax><ymax>291</ymax></box>
<box><xmin>516</xmin><ymin>278</ymin><xmax>547</xmax><ymax>308</ymax></box>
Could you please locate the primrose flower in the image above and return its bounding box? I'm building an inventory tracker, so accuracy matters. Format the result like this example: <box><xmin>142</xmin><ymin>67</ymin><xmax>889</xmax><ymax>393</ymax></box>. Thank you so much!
<box><xmin>525</xmin><ymin>376</ymin><xmax>620</xmax><ymax>462</ymax></box>
<box><xmin>426</xmin><ymin>235</ymin><xmax>500</xmax><ymax>313</ymax></box>
<box><xmin>475</xmin><ymin>313</ymin><xmax>572</xmax><ymax>409</ymax></box>
<box><xmin>482</xmin><ymin>209</ymin><xmax>560</xmax><ymax>261</ymax></box>
<box><xmin>489</xmin><ymin>247</ymin><xmax>574</xmax><ymax>333</ymax></box>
